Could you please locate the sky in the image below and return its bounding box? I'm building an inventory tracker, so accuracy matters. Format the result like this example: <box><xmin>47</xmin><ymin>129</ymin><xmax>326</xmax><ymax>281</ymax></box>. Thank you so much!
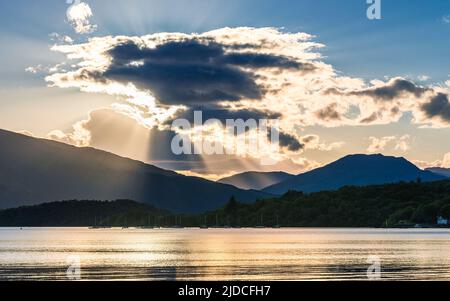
<box><xmin>1</xmin><ymin>0</ymin><xmax>450</xmax><ymax>179</ymax></box>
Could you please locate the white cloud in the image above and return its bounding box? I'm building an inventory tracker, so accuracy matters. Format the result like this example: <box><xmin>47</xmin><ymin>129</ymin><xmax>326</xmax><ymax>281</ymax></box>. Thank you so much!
<box><xmin>367</xmin><ymin>135</ymin><xmax>411</xmax><ymax>153</ymax></box>
<box><xmin>25</xmin><ymin>65</ymin><xmax>42</xmax><ymax>74</ymax></box>
<box><xmin>367</xmin><ymin>136</ymin><xmax>396</xmax><ymax>153</ymax></box>
<box><xmin>412</xmin><ymin>159</ymin><xmax>440</xmax><ymax>169</ymax></box>
<box><xmin>445</xmin><ymin>80</ymin><xmax>450</xmax><ymax>88</ymax></box>
<box><xmin>26</xmin><ymin>63</ymin><xmax>66</xmax><ymax>75</ymax></box>
<box><xmin>301</xmin><ymin>135</ymin><xmax>345</xmax><ymax>151</ymax></box>
<box><xmin>412</xmin><ymin>152</ymin><xmax>450</xmax><ymax>169</ymax></box>
<box><xmin>47</xmin><ymin>119</ymin><xmax>91</xmax><ymax>147</ymax></box>
<box><xmin>395</xmin><ymin>135</ymin><xmax>411</xmax><ymax>152</ymax></box>
<box><xmin>49</xmin><ymin>32</ymin><xmax>74</xmax><ymax>44</ymax></box>
<box><xmin>17</xmin><ymin>130</ymin><xmax>35</xmax><ymax>137</ymax></box>
<box><xmin>442</xmin><ymin>152</ymin><xmax>450</xmax><ymax>168</ymax></box>
<box><xmin>66</xmin><ymin>1</ymin><xmax>97</xmax><ymax>34</ymax></box>
<box><xmin>418</xmin><ymin>75</ymin><xmax>430</xmax><ymax>82</ymax></box>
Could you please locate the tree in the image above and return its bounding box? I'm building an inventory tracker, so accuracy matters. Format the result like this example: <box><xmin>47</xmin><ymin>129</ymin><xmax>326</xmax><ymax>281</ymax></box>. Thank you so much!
<box><xmin>412</xmin><ymin>204</ymin><xmax>439</xmax><ymax>224</ymax></box>
<box><xmin>224</xmin><ymin>196</ymin><xmax>239</xmax><ymax>226</ymax></box>
<box><xmin>440</xmin><ymin>204</ymin><xmax>450</xmax><ymax>219</ymax></box>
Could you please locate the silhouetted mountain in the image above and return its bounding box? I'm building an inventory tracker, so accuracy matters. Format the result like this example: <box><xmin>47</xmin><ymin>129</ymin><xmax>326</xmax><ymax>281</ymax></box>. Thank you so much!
<box><xmin>0</xmin><ymin>129</ymin><xmax>270</xmax><ymax>213</ymax></box>
<box><xmin>263</xmin><ymin>154</ymin><xmax>445</xmax><ymax>195</ymax></box>
<box><xmin>0</xmin><ymin>199</ymin><xmax>168</xmax><ymax>227</ymax></box>
<box><xmin>218</xmin><ymin>171</ymin><xmax>294</xmax><ymax>190</ymax></box>
<box><xmin>426</xmin><ymin>167</ymin><xmax>450</xmax><ymax>178</ymax></box>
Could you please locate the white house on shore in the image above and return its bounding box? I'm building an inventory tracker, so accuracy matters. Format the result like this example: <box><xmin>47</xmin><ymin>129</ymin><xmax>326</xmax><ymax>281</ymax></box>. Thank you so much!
<box><xmin>437</xmin><ymin>216</ymin><xmax>449</xmax><ymax>226</ymax></box>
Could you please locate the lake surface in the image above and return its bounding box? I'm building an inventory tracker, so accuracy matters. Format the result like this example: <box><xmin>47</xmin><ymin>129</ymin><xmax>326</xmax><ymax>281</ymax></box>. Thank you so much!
<box><xmin>0</xmin><ymin>228</ymin><xmax>449</xmax><ymax>280</ymax></box>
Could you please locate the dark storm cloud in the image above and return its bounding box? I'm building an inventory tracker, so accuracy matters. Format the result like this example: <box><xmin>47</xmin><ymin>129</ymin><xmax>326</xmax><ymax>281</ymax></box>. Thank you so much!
<box><xmin>219</xmin><ymin>52</ymin><xmax>310</xmax><ymax>70</ymax></box>
<box><xmin>421</xmin><ymin>93</ymin><xmax>450</xmax><ymax>122</ymax></box>
<box><xmin>269</xmin><ymin>129</ymin><xmax>303</xmax><ymax>152</ymax></box>
<box><xmin>279</xmin><ymin>132</ymin><xmax>303</xmax><ymax>151</ymax></box>
<box><xmin>326</xmin><ymin>79</ymin><xmax>429</xmax><ymax>102</ymax></box>
<box><xmin>350</xmin><ymin>79</ymin><xmax>428</xmax><ymax>101</ymax></box>
<box><xmin>101</xmin><ymin>40</ymin><xmax>312</xmax><ymax>105</ymax></box>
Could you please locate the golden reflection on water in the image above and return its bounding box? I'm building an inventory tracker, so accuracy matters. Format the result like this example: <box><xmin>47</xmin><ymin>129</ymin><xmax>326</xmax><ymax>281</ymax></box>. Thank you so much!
<box><xmin>0</xmin><ymin>228</ymin><xmax>449</xmax><ymax>280</ymax></box>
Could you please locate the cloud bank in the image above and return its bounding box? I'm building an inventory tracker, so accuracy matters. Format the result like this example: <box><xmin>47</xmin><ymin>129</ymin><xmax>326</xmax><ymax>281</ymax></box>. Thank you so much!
<box><xmin>43</xmin><ymin>27</ymin><xmax>450</xmax><ymax>176</ymax></box>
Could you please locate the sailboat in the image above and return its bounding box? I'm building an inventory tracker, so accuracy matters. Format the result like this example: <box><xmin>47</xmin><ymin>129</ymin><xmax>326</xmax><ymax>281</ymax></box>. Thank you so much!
<box><xmin>255</xmin><ymin>213</ymin><xmax>265</xmax><ymax>228</ymax></box>
<box><xmin>200</xmin><ymin>215</ymin><xmax>208</xmax><ymax>229</ymax></box>
<box><xmin>272</xmin><ymin>214</ymin><xmax>281</xmax><ymax>228</ymax></box>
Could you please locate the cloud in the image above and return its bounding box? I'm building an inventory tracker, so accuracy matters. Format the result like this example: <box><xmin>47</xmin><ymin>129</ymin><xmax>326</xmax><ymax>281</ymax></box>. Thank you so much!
<box><xmin>420</xmin><ymin>93</ymin><xmax>450</xmax><ymax>124</ymax></box>
<box><xmin>277</xmin><ymin>131</ymin><xmax>303</xmax><ymax>151</ymax></box>
<box><xmin>412</xmin><ymin>159</ymin><xmax>440</xmax><ymax>169</ymax></box>
<box><xmin>367</xmin><ymin>136</ymin><xmax>396</xmax><ymax>153</ymax></box>
<box><xmin>340</xmin><ymin>78</ymin><xmax>428</xmax><ymax>102</ymax></box>
<box><xmin>72</xmin><ymin>39</ymin><xmax>314</xmax><ymax>106</ymax></box>
<box><xmin>443</xmin><ymin>153</ymin><xmax>450</xmax><ymax>168</ymax></box>
<box><xmin>66</xmin><ymin>1</ymin><xmax>97</xmax><ymax>34</ymax></box>
<box><xmin>325</xmin><ymin>77</ymin><xmax>450</xmax><ymax>126</ymax></box>
<box><xmin>170</xmin><ymin>107</ymin><xmax>282</xmax><ymax>126</ymax></box>
<box><xmin>395</xmin><ymin>135</ymin><xmax>411</xmax><ymax>152</ymax></box>
<box><xmin>17</xmin><ymin>130</ymin><xmax>35</xmax><ymax>137</ymax></box>
<box><xmin>45</xmin><ymin>27</ymin><xmax>331</xmax><ymax>166</ymax></box>
<box><xmin>360</xmin><ymin>112</ymin><xmax>380</xmax><ymax>124</ymax></box>
<box><xmin>49</xmin><ymin>33</ymin><xmax>74</xmax><ymax>44</ymax></box>
<box><xmin>414</xmin><ymin>152</ymin><xmax>450</xmax><ymax>169</ymax></box>
<box><xmin>47</xmin><ymin>119</ymin><xmax>91</xmax><ymax>147</ymax></box>
<box><xmin>367</xmin><ymin>135</ymin><xmax>411</xmax><ymax>153</ymax></box>
<box><xmin>25</xmin><ymin>66</ymin><xmax>42</xmax><ymax>74</ymax></box>
<box><xmin>26</xmin><ymin>63</ymin><xmax>67</xmax><ymax>75</ymax></box>
<box><xmin>418</xmin><ymin>75</ymin><xmax>430</xmax><ymax>82</ymax></box>
<box><xmin>47</xmin><ymin>28</ymin><xmax>450</xmax><ymax>130</ymax></box>
<box><xmin>42</xmin><ymin>27</ymin><xmax>450</xmax><ymax>177</ymax></box>
<box><xmin>315</xmin><ymin>103</ymin><xmax>341</xmax><ymax>121</ymax></box>
<box><xmin>300</xmin><ymin>135</ymin><xmax>345</xmax><ymax>151</ymax></box>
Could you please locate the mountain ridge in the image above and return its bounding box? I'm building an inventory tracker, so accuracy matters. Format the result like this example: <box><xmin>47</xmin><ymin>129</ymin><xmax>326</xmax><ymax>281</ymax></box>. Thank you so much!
<box><xmin>0</xmin><ymin>129</ymin><xmax>270</xmax><ymax>213</ymax></box>
<box><xmin>263</xmin><ymin>153</ymin><xmax>445</xmax><ymax>195</ymax></box>
<box><xmin>426</xmin><ymin>167</ymin><xmax>450</xmax><ymax>178</ymax></box>
<box><xmin>218</xmin><ymin>171</ymin><xmax>294</xmax><ymax>190</ymax></box>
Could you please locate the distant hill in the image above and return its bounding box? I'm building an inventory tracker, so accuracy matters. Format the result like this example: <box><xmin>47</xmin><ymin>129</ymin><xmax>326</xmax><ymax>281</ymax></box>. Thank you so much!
<box><xmin>264</xmin><ymin>154</ymin><xmax>445</xmax><ymax>195</ymax></box>
<box><xmin>0</xmin><ymin>200</ymin><xmax>168</xmax><ymax>227</ymax></box>
<box><xmin>218</xmin><ymin>171</ymin><xmax>294</xmax><ymax>190</ymax></box>
<box><xmin>426</xmin><ymin>167</ymin><xmax>450</xmax><ymax>178</ymax></box>
<box><xmin>0</xmin><ymin>129</ymin><xmax>270</xmax><ymax>213</ymax></box>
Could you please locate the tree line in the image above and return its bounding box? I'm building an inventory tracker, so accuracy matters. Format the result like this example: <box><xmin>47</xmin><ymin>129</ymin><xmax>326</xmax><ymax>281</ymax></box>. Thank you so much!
<box><xmin>1</xmin><ymin>180</ymin><xmax>449</xmax><ymax>228</ymax></box>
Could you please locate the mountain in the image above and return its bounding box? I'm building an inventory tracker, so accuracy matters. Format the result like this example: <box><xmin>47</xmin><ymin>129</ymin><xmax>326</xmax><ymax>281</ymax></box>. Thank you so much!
<box><xmin>263</xmin><ymin>154</ymin><xmax>446</xmax><ymax>195</ymax></box>
<box><xmin>0</xmin><ymin>129</ymin><xmax>270</xmax><ymax>213</ymax></box>
<box><xmin>426</xmin><ymin>167</ymin><xmax>450</xmax><ymax>178</ymax></box>
<box><xmin>218</xmin><ymin>171</ymin><xmax>294</xmax><ymax>190</ymax></box>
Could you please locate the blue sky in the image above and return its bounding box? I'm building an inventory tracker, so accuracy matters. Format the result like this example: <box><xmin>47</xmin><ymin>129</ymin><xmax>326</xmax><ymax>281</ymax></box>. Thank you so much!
<box><xmin>1</xmin><ymin>0</ymin><xmax>449</xmax><ymax>85</ymax></box>
<box><xmin>1</xmin><ymin>0</ymin><xmax>450</xmax><ymax>176</ymax></box>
